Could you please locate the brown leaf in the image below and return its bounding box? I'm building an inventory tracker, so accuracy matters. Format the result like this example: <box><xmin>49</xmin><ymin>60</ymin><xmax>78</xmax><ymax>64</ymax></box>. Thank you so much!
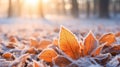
<box><xmin>38</xmin><ymin>48</ymin><xmax>57</xmax><ymax>62</ymax></box>
<box><xmin>33</xmin><ymin>60</ymin><xmax>39</xmax><ymax>67</ymax></box>
<box><xmin>59</xmin><ymin>26</ymin><xmax>80</xmax><ymax>60</ymax></box>
<box><xmin>30</xmin><ymin>38</ymin><xmax>39</xmax><ymax>48</ymax></box>
<box><xmin>79</xmin><ymin>41</ymin><xmax>84</xmax><ymax>57</ymax></box>
<box><xmin>2</xmin><ymin>52</ymin><xmax>13</xmax><ymax>59</ymax></box>
<box><xmin>115</xmin><ymin>32</ymin><xmax>120</xmax><ymax>37</ymax></box>
<box><xmin>103</xmin><ymin>45</ymin><xmax>120</xmax><ymax>56</ymax></box>
<box><xmin>52</xmin><ymin>38</ymin><xmax>58</xmax><ymax>46</ymax></box>
<box><xmin>99</xmin><ymin>33</ymin><xmax>116</xmax><ymax>46</ymax></box>
<box><xmin>91</xmin><ymin>44</ymin><xmax>104</xmax><ymax>57</ymax></box>
<box><xmin>2</xmin><ymin>52</ymin><xmax>15</xmax><ymax>60</ymax></box>
<box><xmin>26</xmin><ymin>47</ymin><xmax>37</xmax><ymax>54</ymax></box>
<box><xmin>9</xmin><ymin>36</ymin><xmax>17</xmax><ymax>43</ymax></box>
<box><xmin>54</xmin><ymin>56</ymin><xmax>72</xmax><ymax>67</ymax></box>
<box><xmin>38</xmin><ymin>39</ymin><xmax>52</xmax><ymax>49</ymax></box>
<box><xmin>83</xmin><ymin>31</ymin><xmax>97</xmax><ymax>56</ymax></box>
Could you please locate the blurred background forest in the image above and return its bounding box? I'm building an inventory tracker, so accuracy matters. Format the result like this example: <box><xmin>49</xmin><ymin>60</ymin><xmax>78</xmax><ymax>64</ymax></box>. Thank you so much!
<box><xmin>0</xmin><ymin>0</ymin><xmax>120</xmax><ymax>19</ymax></box>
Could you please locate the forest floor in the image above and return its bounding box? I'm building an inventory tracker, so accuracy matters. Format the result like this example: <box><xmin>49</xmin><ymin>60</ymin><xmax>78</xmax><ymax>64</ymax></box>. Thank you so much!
<box><xmin>0</xmin><ymin>17</ymin><xmax>120</xmax><ymax>67</ymax></box>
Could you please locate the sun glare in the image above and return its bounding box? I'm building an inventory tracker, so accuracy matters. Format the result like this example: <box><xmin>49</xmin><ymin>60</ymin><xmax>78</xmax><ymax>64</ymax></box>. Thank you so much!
<box><xmin>25</xmin><ymin>0</ymin><xmax>39</xmax><ymax>6</ymax></box>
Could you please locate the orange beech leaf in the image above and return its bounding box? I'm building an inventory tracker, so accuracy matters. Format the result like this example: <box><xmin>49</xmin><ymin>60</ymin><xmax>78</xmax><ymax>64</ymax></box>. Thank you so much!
<box><xmin>27</xmin><ymin>47</ymin><xmax>37</xmax><ymax>54</ymax></box>
<box><xmin>54</xmin><ymin>56</ymin><xmax>72</xmax><ymax>67</ymax></box>
<box><xmin>9</xmin><ymin>36</ymin><xmax>17</xmax><ymax>43</ymax></box>
<box><xmin>38</xmin><ymin>48</ymin><xmax>57</xmax><ymax>62</ymax></box>
<box><xmin>99</xmin><ymin>33</ymin><xmax>116</xmax><ymax>46</ymax></box>
<box><xmin>52</xmin><ymin>38</ymin><xmax>58</xmax><ymax>46</ymax></box>
<box><xmin>59</xmin><ymin>26</ymin><xmax>80</xmax><ymax>60</ymax></box>
<box><xmin>38</xmin><ymin>39</ymin><xmax>52</xmax><ymax>49</ymax></box>
<box><xmin>83</xmin><ymin>31</ymin><xmax>97</xmax><ymax>56</ymax></box>
<box><xmin>91</xmin><ymin>44</ymin><xmax>104</xmax><ymax>57</ymax></box>
<box><xmin>2</xmin><ymin>52</ymin><xmax>13</xmax><ymax>59</ymax></box>
<box><xmin>30</xmin><ymin>38</ymin><xmax>39</xmax><ymax>48</ymax></box>
<box><xmin>79</xmin><ymin>41</ymin><xmax>84</xmax><ymax>57</ymax></box>
<box><xmin>33</xmin><ymin>60</ymin><xmax>39</xmax><ymax>67</ymax></box>
<box><xmin>115</xmin><ymin>32</ymin><xmax>120</xmax><ymax>37</ymax></box>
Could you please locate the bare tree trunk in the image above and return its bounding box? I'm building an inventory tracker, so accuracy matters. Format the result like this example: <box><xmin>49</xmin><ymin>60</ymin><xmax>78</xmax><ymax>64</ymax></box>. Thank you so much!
<box><xmin>98</xmin><ymin>0</ymin><xmax>110</xmax><ymax>18</ymax></box>
<box><xmin>86</xmin><ymin>0</ymin><xmax>90</xmax><ymax>17</ymax></box>
<box><xmin>93</xmin><ymin>0</ymin><xmax>98</xmax><ymax>15</ymax></box>
<box><xmin>71</xmin><ymin>0</ymin><xmax>79</xmax><ymax>18</ymax></box>
<box><xmin>39</xmin><ymin>0</ymin><xmax>44</xmax><ymax>18</ymax></box>
<box><xmin>62</xmin><ymin>0</ymin><xmax>66</xmax><ymax>14</ymax></box>
<box><xmin>8</xmin><ymin>0</ymin><xmax>12</xmax><ymax>18</ymax></box>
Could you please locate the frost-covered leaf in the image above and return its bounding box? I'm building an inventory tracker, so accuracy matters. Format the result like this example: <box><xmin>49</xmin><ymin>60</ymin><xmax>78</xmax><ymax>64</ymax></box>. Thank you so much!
<box><xmin>91</xmin><ymin>44</ymin><xmax>104</xmax><ymax>57</ymax></box>
<box><xmin>33</xmin><ymin>60</ymin><xmax>39</xmax><ymax>67</ymax></box>
<box><xmin>83</xmin><ymin>31</ymin><xmax>97</xmax><ymax>56</ymax></box>
<box><xmin>38</xmin><ymin>39</ymin><xmax>52</xmax><ymax>49</ymax></box>
<box><xmin>54</xmin><ymin>55</ymin><xmax>71</xmax><ymax>67</ymax></box>
<box><xmin>2</xmin><ymin>52</ymin><xmax>14</xmax><ymax>60</ymax></box>
<box><xmin>99</xmin><ymin>33</ymin><xmax>116</xmax><ymax>46</ymax></box>
<box><xmin>94</xmin><ymin>53</ymin><xmax>111</xmax><ymax>65</ymax></box>
<box><xmin>59</xmin><ymin>26</ymin><xmax>80</xmax><ymax>60</ymax></box>
<box><xmin>26</xmin><ymin>47</ymin><xmax>37</xmax><ymax>54</ymax></box>
<box><xmin>102</xmin><ymin>45</ymin><xmax>120</xmax><ymax>56</ymax></box>
<box><xmin>79</xmin><ymin>41</ymin><xmax>84</xmax><ymax>57</ymax></box>
<box><xmin>9</xmin><ymin>36</ymin><xmax>17</xmax><ymax>43</ymax></box>
<box><xmin>30</xmin><ymin>37</ymin><xmax>39</xmax><ymax>48</ymax></box>
<box><xmin>38</xmin><ymin>48</ymin><xmax>57</xmax><ymax>62</ymax></box>
<box><xmin>52</xmin><ymin>38</ymin><xmax>58</xmax><ymax>46</ymax></box>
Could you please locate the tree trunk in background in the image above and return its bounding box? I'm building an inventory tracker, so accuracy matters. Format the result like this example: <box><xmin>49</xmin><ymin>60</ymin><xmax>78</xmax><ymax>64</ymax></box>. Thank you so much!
<box><xmin>86</xmin><ymin>0</ymin><xmax>90</xmax><ymax>17</ymax></box>
<box><xmin>17</xmin><ymin>0</ymin><xmax>21</xmax><ymax>17</ymax></box>
<box><xmin>93</xmin><ymin>0</ymin><xmax>98</xmax><ymax>15</ymax></box>
<box><xmin>62</xmin><ymin>0</ymin><xmax>66</xmax><ymax>14</ymax></box>
<box><xmin>39</xmin><ymin>0</ymin><xmax>44</xmax><ymax>18</ymax></box>
<box><xmin>71</xmin><ymin>0</ymin><xmax>79</xmax><ymax>18</ymax></box>
<box><xmin>8</xmin><ymin>0</ymin><xmax>12</xmax><ymax>17</ymax></box>
<box><xmin>98</xmin><ymin>0</ymin><xmax>110</xmax><ymax>18</ymax></box>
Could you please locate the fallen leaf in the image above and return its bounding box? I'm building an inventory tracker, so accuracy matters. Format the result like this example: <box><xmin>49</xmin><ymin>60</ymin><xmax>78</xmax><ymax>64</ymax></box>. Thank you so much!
<box><xmin>38</xmin><ymin>48</ymin><xmax>57</xmax><ymax>62</ymax></box>
<box><xmin>9</xmin><ymin>36</ymin><xmax>17</xmax><ymax>43</ymax></box>
<box><xmin>79</xmin><ymin>41</ymin><xmax>84</xmax><ymax>57</ymax></box>
<box><xmin>52</xmin><ymin>38</ymin><xmax>58</xmax><ymax>46</ymax></box>
<box><xmin>33</xmin><ymin>60</ymin><xmax>39</xmax><ymax>67</ymax></box>
<box><xmin>30</xmin><ymin>37</ymin><xmax>39</xmax><ymax>48</ymax></box>
<box><xmin>91</xmin><ymin>44</ymin><xmax>104</xmax><ymax>57</ymax></box>
<box><xmin>115</xmin><ymin>32</ymin><xmax>120</xmax><ymax>37</ymax></box>
<box><xmin>59</xmin><ymin>26</ymin><xmax>80</xmax><ymax>59</ymax></box>
<box><xmin>54</xmin><ymin>56</ymin><xmax>71</xmax><ymax>67</ymax></box>
<box><xmin>83</xmin><ymin>31</ymin><xmax>97</xmax><ymax>56</ymax></box>
<box><xmin>26</xmin><ymin>47</ymin><xmax>37</xmax><ymax>54</ymax></box>
<box><xmin>99</xmin><ymin>33</ymin><xmax>116</xmax><ymax>46</ymax></box>
<box><xmin>2</xmin><ymin>52</ymin><xmax>15</xmax><ymax>60</ymax></box>
<box><xmin>102</xmin><ymin>45</ymin><xmax>120</xmax><ymax>56</ymax></box>
<box><xmin>38</xmin><ymin>39</ymin><xmax>52</xmax><ymax>49</ymax></box>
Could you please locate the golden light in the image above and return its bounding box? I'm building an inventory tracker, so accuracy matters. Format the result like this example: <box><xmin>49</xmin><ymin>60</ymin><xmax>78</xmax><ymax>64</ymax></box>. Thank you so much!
<box><xmin>24</xmin><ymin>0</ymin><xmax>39</xmax><ymax>6</ymax></box>
<box><xmin>43</xmin><ymin>0</ymin><xmax>49</xmax><ymax>3</ymax></box>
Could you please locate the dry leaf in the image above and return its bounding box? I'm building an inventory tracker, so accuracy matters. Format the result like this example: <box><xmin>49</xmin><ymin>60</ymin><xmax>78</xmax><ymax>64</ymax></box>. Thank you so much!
<box><xmin>38</xmin><ymin>39</ymin><xmax>52</xmax><ymax>49</ymax></box>
<box><xmin>26</xmin><ymin>47</ymin><xmax>37</xmax><ymax>54</ymax></box>
<box><xmin>38</xmin><ymin>48</ymin><xmax>57</xmax><ymax>62</ymax></box>
<box><xmin>30</xmin><ymin>38</ymin><xmax>39</xmax><ymax>48</ymax></box>
<box><xmin>33</xmin><ymin>60</ymin><xmax>39</xmax><ymax>67</ymax></box>
<box><xmin>2</xmin><ymin>52</ymin><xmax>15</xmax><ymax>60</ymax></box>
<box><xmin>115</xmin><ymin>32</ymin><xmax>120</xmax><ymax>37</ymax></box>
<box><xmin>54</xmin><ymin>56</ymin><xmax>71</xmax><ymax>67</ymax></box>
<box><xmin>52</xmin><ymin>38</ymin><xmax>58</xmax><ymax>46</ymax></box>
<box><xmin>103</xmin><ymin>45</ymin><xmax>120</xmax><ymax>56</ymax></box>
<box><xmin>83</xmin><ymin>31</ymin><xmax>97</xmax><ymax>56</ymax></box>
<box><xmin>59</xmin><ymin>26</ymin><xmax>80</xmax><ymax>60</ymax></box>
<box><xmin>91</xmin><ymin>44</ymin><xmax>104</xmax><ymax>57</ymax></box>
<box><xmin>9</xmin><ymin>36</ymin><xmax>17</xmax><ymax>43</ymax></box>
<box><xmin>79</xmin><ymin>41</ymin><xmax>84</xmax><ymax>57</ymax></box>
<box><xmin>99</xmin><ymin>33</ymin><xmax>116</xmax><ymax>46</ymax></box>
